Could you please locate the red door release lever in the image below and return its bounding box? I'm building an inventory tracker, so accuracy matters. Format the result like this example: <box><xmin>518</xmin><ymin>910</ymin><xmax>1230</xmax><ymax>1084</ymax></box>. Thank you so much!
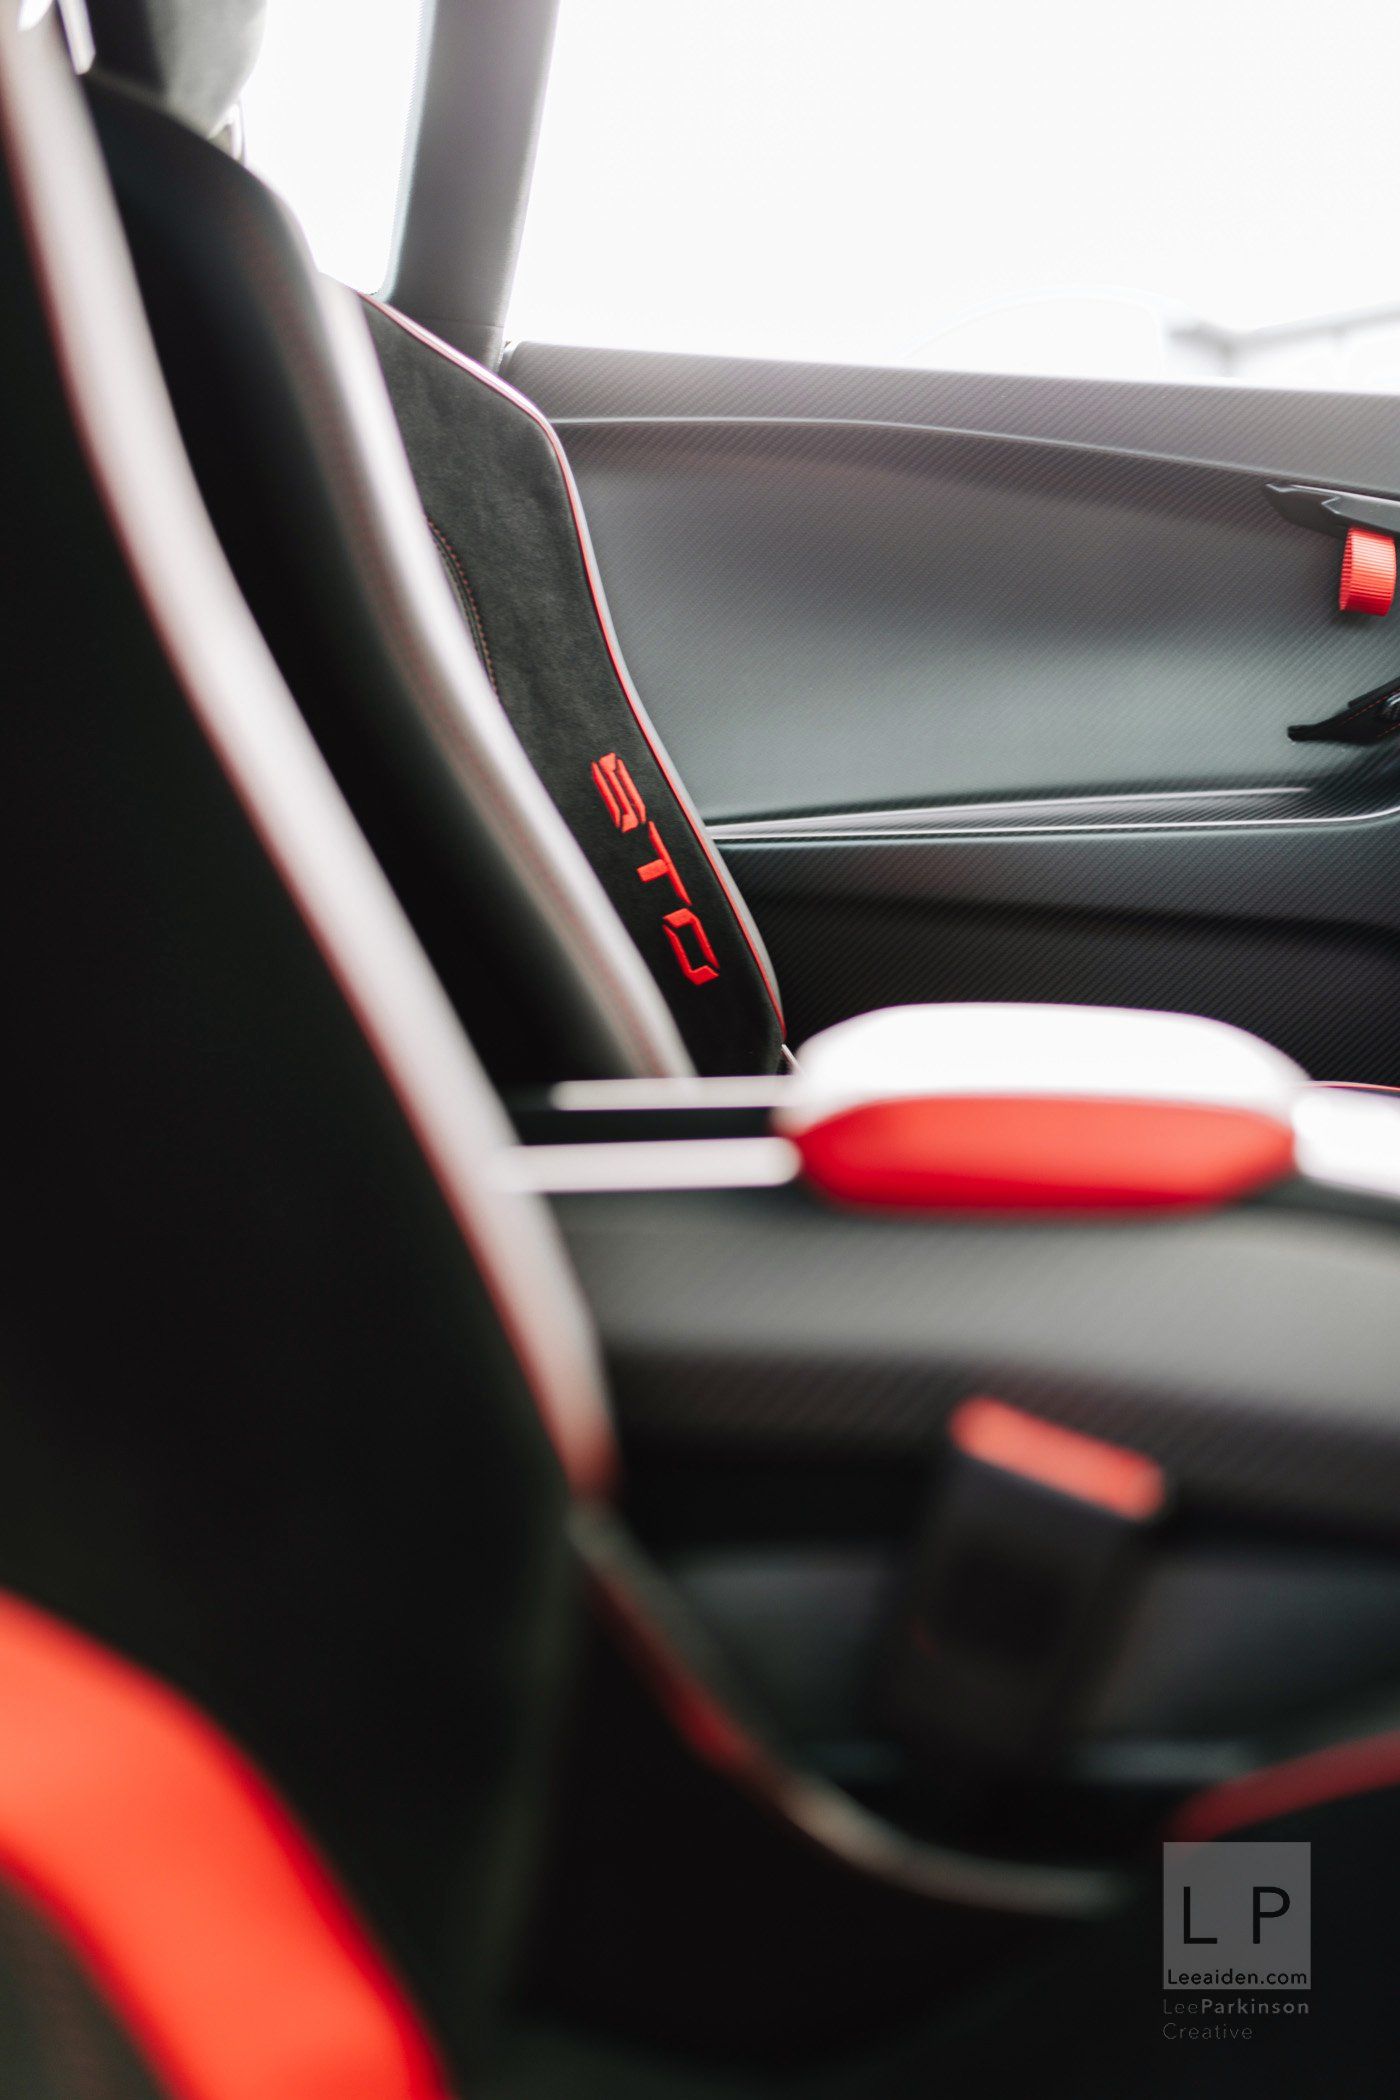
<box><xmin>1338</xmin><ymin>526</ymin><xmax>1396</xmax><ymax>616</ymax></box>
<box><xmin>1265</xmin><ymin>483</ymin><xmax>1398</xmax><ymax>616</ymax></box>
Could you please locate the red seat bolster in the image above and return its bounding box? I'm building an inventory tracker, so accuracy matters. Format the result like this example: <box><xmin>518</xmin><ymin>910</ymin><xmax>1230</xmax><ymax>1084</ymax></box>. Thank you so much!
<box><xmin>0</xmin><ymin>1595</ymin><xmax>447</xmax><ymax>2100</ymax></box>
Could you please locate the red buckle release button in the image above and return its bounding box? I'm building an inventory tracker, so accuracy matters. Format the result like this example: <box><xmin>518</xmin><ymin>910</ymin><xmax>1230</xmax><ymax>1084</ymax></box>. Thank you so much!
<box><xmin>1339</xmin><ymin>526</ymin><xmax>1396</xmax><ymax>615</ymax></box>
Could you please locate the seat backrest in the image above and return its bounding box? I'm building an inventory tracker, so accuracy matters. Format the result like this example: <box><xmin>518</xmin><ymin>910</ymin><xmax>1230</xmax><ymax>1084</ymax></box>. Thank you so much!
<box><xmin>83</xmin><ymin>0</ymin><xmax>786</xmax><ymax>1082</ymax></box>
<box><xmin>361</xmin><ymin>297</ymin><xmax>787</xmax><ymax>1080</ymax></box>
<box><xmin>0</xmin><ymin>2</ymin><xmax>613</xmax><ymax>2070</ymax></box>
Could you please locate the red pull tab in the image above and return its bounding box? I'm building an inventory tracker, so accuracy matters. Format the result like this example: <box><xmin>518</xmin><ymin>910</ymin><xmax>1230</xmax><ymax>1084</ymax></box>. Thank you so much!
<box><xmin>1339</xmin><ymin>527</ymin><xmax>1396</xmax><ymax>615</ymax></box>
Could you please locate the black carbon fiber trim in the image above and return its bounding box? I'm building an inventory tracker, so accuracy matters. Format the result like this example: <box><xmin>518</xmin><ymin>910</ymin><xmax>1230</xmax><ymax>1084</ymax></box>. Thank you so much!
<box><xmin>725</xmin><ymin>876</ymin><xmax>1400</xmax><ymax>1089</ymax></box>
<box><xmin>557</xmin><ymin>1184</ymin><xmax>1400</xmax><ymax>1538</ymax></box>
<box><xmin>506</xmin><ymin>341</ymin><xmax>1400</xmax><ymax>496</ymax></box>
<box><xmin>544</xmin><ymin>417</ymin><xmax>1380</xmax><ymax>824</ymax></box>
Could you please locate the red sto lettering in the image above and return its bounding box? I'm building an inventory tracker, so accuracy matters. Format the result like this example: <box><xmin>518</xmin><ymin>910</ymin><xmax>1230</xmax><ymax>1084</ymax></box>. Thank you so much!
<box><xmin>636</xmin><ymin>821</ymin><xmax>691</xmax><ymax>907</ymax></box>
<box><xmin>663</xmin><ymin>908</ymin><xmax>720</xmax><ymax>985</ymax></box>
<box><xmin>591</xmin><ymin>754</ymin><xmax>719</xmax><ymax>989</ymax></box>
<box><xmin>591</xmin><ymin>751</ymin><xmax>646</xmax><ymax>832</ymax></box>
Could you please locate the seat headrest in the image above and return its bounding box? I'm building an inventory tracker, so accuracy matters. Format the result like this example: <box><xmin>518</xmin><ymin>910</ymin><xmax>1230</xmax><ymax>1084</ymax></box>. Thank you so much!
<box><xmin>86</xmin><ymin>0</ymin><xmax>265</xmax><ymax>138</ymax></box>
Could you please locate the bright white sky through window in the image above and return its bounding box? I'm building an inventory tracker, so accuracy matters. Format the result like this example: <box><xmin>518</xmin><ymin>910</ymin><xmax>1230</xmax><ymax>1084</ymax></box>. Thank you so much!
<box><xmin>509</xmin><ymin>0</ymin><xmax>1400</xmax><ymax>388</ymax></box>
<box><xmin>242</xmin><ymin>0</ymin><xmax>1400</xmax><ymax>391</ymax></box>
<box><xmin>242</xmin><ymin>0</ymin><xmax>424</xmax><ymax>294</ymax></box>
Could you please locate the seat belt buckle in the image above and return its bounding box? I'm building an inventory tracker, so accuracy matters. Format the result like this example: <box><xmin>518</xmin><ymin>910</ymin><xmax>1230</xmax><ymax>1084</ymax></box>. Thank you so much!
<box><xmin>885</xmin><ymin>1397</ymin><xmax>1167</xmax><ymax>1775</ymax></box>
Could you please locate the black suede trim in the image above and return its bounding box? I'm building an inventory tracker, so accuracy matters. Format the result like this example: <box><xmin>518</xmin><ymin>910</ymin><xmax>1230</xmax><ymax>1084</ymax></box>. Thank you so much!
<box><xmin>428</xmin><ymin>518</ymin><xmax>498</xmax><ymax>689</ymax></box>
<box><xmin>365</xmin><ymin>303</ymin><xmax>784</xmax><ymax>1078</ymax></box>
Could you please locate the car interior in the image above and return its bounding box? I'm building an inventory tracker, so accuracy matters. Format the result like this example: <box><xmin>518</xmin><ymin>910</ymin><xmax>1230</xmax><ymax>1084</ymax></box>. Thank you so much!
<box><xmin>5</xmin><ymin>0</ymin><xmax>1400</xmax><ymax>2093</ymax></box>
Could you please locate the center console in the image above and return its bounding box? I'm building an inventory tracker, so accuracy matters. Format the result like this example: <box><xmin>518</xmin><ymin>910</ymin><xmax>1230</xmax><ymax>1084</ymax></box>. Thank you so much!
<box><xmin>506</xmin><ymin>1004</ymin><xmax>1400</xmax><ymax>1928</ymax></box>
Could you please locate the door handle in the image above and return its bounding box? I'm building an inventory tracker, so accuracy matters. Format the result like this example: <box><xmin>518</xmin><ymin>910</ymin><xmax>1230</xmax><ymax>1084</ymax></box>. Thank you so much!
<box><xmin>1266</xmin><ymin>481</ymin><xmax>1400</xmax><ymax>540</ymax></box>
<box><xmin>1267</xmin><ymin>483</ymin><xmax>1398</xmax><ymax>615</ymax></box>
